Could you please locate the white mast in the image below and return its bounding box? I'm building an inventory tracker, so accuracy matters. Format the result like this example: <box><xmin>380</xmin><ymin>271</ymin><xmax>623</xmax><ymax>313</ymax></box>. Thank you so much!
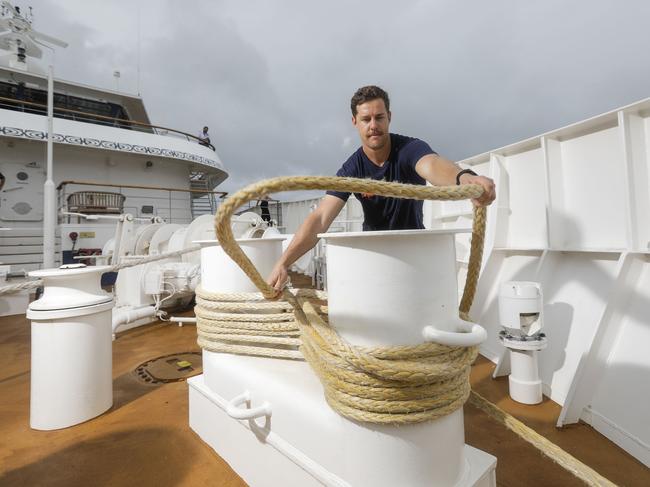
<box><xmin>1</xmin><ymin>1</ymin><xmax>68</xmax><ymax>268</ymax></box>
<box><xmin>43</xmin><ymin>63</ymin><xmax>56</xmax><ymax>268</ymax></box>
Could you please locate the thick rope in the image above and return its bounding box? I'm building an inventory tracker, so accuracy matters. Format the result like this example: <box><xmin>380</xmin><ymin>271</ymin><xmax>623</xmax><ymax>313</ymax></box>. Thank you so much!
<box><xmin>194</xmin><ymin>285</ymin><xmax>328</xmax><ymax>360</ymax></box>
<box><xmin>0</xmin><ymin>245</ymin><xmax>201</xmax><ymax>296</ymax></box>
<box><xmin>0</xmin><ymin>279</ymin><xmax>43</xmax><ymax>296</ymax></box>
<box><xmin>211</xmin><ymin>175</ymin><xmax>617</xmax><ymax>487</ymax></box>
<box><xmin>109</xmin><ymin>245</ymin><xmax>200</xmax><ymax>271</ymax></box>
<box><xmin>469</xmin><ymin>392</ymin><xmax>617</xmax><ymax>487</ymax></box>
<box><xmin>295</xmin><ymin>297</ymin><xmax>477</xmax><ymax>424</ymax></box>
<box><xmin>214</xmin><ymin>176</ymin><xmax>484</xmax><ymax>299</ymax></box>
<box><xmin>195</xmin><ymin>285</ymin><xmax>328</xmax><ymax>361</ymax></box>
<box><xmin>210</xmin><ymin>175</ymin><xmax>485</xmax><ymax>424</ymax></box>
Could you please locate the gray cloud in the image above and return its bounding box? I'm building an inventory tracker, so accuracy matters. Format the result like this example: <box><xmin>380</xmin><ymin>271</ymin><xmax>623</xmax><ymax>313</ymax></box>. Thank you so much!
<box><xmin>24</xmin><ymin>0</ymin><xmax>650</xmax><ymax>198</ymax></box>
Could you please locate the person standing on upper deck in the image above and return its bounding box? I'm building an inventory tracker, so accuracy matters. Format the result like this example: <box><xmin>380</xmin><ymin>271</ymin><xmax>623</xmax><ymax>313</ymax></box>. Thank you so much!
<box><xmin>259</xmin><ymin>196</ymin><xmax>272</xmax><ymax>222</ymax></box>
<box><xmin>198</xmin><ymin>126</ymin><xmax>211</xmax><ymax>147</ymax></box>
<box><xmin>267</xmin><ymin>85</ymin><xmax>496</xmax><ymax>292</ymax></box>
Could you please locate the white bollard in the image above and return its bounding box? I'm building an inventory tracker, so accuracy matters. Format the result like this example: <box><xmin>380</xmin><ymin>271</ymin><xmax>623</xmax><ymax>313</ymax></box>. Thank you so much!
<box><xmin>27</xmin><ymin>265</ymin><xmax>113</xmax><ymax>430</ymax></box>
<box><xmin>321</xmin><ymin>228</ymin><xmax>486</xmax><ymax>487</ymax></box>
<box><xmin>198</xmin><ymin>237</ymin><xmax>285</xmax><ymax>293</ymax></box>
<box><xmin>190</xmin><ymin>230</ymin><xmax>495</xmax><ymax>487</ymax></box>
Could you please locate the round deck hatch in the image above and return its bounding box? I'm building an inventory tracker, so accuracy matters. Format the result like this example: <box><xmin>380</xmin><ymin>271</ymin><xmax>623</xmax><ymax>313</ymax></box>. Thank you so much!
<box><xmin>134</xmin><ymin>352</ymin><xmax>202</xmax><ymax>384</ymax></box>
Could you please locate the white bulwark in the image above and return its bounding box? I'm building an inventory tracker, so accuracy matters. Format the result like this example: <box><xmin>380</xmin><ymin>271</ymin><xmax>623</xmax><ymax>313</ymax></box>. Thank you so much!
<box><xmin>427</xmin><ymin>97</ymin><xmax>650</xmax><ymax>468</ymax></box>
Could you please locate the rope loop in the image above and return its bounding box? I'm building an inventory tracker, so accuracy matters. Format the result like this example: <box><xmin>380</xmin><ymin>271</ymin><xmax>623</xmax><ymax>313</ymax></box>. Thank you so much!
<box><xmin>206</xmin><ymin>176</ymin><xmax>486</xmax><ymax>424</ymax></box>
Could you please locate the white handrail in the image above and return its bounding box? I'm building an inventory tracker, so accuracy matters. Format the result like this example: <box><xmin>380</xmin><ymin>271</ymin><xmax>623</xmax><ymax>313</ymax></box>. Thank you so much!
<box><xmin>422</xmin><ymin>317</ymin><xmax>487</xmax><ymax>347</ymax></box>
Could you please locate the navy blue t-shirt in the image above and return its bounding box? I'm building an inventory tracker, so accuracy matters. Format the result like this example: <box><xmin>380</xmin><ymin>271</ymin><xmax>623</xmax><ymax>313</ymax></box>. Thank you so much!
<box><xmin>327</xmin><ymin>133</ymin><xmax>435</xmax><ymax>231</ymax></box>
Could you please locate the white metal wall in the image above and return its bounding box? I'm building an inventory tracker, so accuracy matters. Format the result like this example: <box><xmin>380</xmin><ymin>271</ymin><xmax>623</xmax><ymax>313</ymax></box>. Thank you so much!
<box><xmin>280</xmin><ymin>196</ymin><xmax>363</xmax><ymax>235</ymax></box>
<box><xmin>441</xmin><ymin>97</ymin><xmax>650</xmax><ymax>467</ymax></box>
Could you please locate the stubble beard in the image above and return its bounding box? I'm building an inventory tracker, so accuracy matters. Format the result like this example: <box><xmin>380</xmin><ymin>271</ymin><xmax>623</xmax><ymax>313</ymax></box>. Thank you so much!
<box><xmin>366</xmin><ymin>133</ymin><xmax>388</xmax><ymax>151</ymax></box>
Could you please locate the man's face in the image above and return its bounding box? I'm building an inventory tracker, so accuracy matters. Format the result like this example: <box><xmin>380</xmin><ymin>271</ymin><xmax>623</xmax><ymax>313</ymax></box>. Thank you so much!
<box><xmin>352</xmin><ymin>98</ymin><xmax>391</xmax><ymax>151</ymax></box>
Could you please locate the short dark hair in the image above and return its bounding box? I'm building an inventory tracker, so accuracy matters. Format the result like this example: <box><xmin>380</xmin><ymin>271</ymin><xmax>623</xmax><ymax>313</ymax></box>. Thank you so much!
<box><xmin>350</xmin><ymin>85</ymin><xmax>390</xmax><ymax>116</ymax></box>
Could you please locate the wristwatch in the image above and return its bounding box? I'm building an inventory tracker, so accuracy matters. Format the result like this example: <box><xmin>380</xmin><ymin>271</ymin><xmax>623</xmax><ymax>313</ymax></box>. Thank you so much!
<box><xmin>456</xmin><ymin>168</ymin><xmax>478</xmax><ymax>185</ymax></box>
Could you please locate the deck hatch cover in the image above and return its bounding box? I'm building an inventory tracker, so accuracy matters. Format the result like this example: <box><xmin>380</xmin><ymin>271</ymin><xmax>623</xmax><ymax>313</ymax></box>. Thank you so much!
<box><xmin>135</xmin><ymin>352</ymin><xmax>202</xmax><ymax>384</ymax></box>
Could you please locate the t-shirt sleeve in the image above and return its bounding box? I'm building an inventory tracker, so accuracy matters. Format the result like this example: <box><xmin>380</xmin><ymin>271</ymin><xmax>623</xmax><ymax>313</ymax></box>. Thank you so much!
<box><xmin>326</xmin><ymin>159</ymin><xmax>358</xmax><ymax>202</ymax></box>
<box><xmin>399</xmin><ymin>138</ymin><xmax>437</xmax><ymax>183</ymax></box>
<box><xmin>403</xmin><ymin>139</ymin><xmax>436</xmax><ymax>169</ymax></box>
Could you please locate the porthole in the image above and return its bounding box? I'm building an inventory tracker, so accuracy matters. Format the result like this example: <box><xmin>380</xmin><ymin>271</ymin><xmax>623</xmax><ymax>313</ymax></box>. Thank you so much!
<box><xmin>16</xmin><ymin>171</ymin><xmax>29</xmax><ymax>181</ymax></box>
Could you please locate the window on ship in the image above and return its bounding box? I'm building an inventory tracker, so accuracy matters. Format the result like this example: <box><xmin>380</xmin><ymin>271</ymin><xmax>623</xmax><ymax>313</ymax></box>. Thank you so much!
<box><xmin>0</xmin><ymin>80</ymin><xmax>135</xmax><ymax>130</ymax></box>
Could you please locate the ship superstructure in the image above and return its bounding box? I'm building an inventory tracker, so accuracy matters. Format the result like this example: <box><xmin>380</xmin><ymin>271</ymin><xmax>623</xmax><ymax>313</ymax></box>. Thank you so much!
<box><xmin>0</xmin><ymin>1</ymin><xmax>227</xmax><ymax>271</ymax></box>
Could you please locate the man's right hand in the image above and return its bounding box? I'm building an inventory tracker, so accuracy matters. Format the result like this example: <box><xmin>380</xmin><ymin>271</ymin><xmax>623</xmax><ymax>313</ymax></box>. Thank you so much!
<box><xmin>265</xmin><ymin>195</ymin><xmax>345</xmax><ymax>298</ymax></box>
<box><xmin>267</xmin><ymin>262</ymin><xmax>289</xmax><ymax>297</ymax></box>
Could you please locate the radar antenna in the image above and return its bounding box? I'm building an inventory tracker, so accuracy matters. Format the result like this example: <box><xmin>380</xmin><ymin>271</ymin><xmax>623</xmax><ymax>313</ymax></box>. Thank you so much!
<box><xmin>0</xmin><ymin>0</ymin><xmax>67</xmax><ymax>67</ymax></box>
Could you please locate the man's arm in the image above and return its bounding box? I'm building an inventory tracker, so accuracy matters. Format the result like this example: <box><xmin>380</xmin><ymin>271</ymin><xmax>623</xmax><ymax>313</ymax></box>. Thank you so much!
<box><xmin>415</xmin><ymin>154</ymin><xmax>496</xmax><ymax>207</ymax></box>
<box><xmin>267</xmin><ymin>194</ymin><xmax>345</xmax><ymax>293</ymax></box>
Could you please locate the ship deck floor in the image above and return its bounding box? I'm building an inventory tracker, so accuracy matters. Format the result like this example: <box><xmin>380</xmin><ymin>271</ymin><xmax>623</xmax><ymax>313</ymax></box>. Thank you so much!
<box><xmin>1</xmin><ymin>274</ymin><xmax>648</xmax><ymax>486</ymax></box>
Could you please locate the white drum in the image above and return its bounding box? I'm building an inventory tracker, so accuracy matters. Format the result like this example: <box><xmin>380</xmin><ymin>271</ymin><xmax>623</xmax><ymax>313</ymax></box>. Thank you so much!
<box><xmin>198</xmin><ymin>237</ymin><xmax>285</xmax><ymax>293</ymax></box>
<box><xmin>315</xmin><ymin>228</ymin><xmax>487</xmax><ymax>485</ymax></box>
<box><xmin>27</xmin><ymin>265</ymin><xmax>114</xmax><ymax>430</ymax></box>
<box><xmin>189</xmin><ymin>229</ymin><xmax>494</xmax><ymax>487</ymax></box>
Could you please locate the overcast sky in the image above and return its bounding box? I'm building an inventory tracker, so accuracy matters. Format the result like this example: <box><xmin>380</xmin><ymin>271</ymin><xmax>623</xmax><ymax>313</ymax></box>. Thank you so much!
<box><xmin>23</xmin><ymin>0</ymin><xmax>650</xmax><ymax>198</ymax></box>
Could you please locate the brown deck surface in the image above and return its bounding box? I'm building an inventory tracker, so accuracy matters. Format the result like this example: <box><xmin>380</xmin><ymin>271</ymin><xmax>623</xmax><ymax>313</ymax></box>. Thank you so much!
<box><xmin>1</xmin><ymin>275</ymin><xmax>648</xmax><ymax>486</ymax></box>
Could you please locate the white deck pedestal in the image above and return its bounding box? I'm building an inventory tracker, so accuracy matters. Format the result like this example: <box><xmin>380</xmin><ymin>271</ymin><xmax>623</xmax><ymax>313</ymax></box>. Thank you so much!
<box><xmin>27</xmin><ymin>265</ymin><xmax>113</xmax><ymax>430</ymax></box>
<box><xmin>189</xmin><ymin>353</ymin><xmax>497</xmax><ymax>487</ymax></box>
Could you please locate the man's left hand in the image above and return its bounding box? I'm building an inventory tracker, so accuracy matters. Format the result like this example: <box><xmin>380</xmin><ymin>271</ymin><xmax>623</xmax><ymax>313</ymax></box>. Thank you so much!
<box><xmin>459</xmin><ymin>173</ymin><xmax>496</xmax><ymax>207</ymax></box>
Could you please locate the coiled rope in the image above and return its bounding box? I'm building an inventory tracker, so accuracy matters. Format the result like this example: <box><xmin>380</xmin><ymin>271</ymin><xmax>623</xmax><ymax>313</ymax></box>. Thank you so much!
<box><xmin>209</xmin><ymin>176</ymin><xmax>485</xmax><ymax>425</ymax></box>
<box><xmin>208</xmin><ymin>175</ymin><xmax>616</xmax><ymax>487</ymax></box>
<box><xmin>195</xmin><ymin>286</ymin><xmax>326</xmax><ymax>360</ymax></box>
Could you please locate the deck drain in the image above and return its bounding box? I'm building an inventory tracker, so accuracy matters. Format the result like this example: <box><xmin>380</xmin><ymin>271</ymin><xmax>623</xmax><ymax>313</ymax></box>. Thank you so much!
<box><xmin>134</xmin><ymin>352</ymin><xmax>202</xmax><ymax>384</ymax></box>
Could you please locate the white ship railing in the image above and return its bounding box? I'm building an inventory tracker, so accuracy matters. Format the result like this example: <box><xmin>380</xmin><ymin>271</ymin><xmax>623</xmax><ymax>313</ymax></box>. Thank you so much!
<box><xmin>0</xmin><ymin>95</ymin><xmax>216</xmax><ymax>150</ymax></box>
<box><xmin>57</xmin><ymin>180</ymin><xmax>227</xmax><ymax>225</ymax></box>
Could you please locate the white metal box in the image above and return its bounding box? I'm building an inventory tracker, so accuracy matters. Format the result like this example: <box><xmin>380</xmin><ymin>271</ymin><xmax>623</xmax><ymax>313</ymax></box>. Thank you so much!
<box><xmin>189</xmin><ymin>351</ymin><xmax>497</xmax><ymax>487</ymax></box>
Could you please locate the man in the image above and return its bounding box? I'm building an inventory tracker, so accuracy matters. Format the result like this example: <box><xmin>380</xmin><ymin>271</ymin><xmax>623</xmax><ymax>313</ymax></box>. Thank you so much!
<box><xmin>267</xmin><ymin>85</ymin><xmax>496</xmax><ymax>292</ymax></box>
<box><xmin>198</xmin><ymin>126</ymin><xmax>211</xmax><ymax>146</ymax></box>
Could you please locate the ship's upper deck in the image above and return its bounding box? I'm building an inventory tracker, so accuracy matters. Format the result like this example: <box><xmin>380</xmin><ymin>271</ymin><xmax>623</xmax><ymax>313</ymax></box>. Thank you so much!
<box><xmin>0</xmin><ymin>64</ymin><xmax>152</xmax><ymax>125</ymax></box>
<box><xmin>0</xmin><ymin>64</ymin><xmax>227</xmax><ymax>183</ymax></box>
